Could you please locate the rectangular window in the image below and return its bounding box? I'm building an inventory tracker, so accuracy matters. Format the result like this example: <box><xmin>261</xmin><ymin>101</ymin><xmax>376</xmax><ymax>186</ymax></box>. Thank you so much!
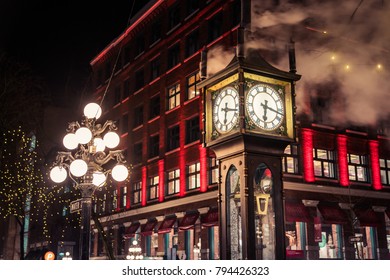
<box><xmin>148</xmin><ymin>176</ymin><xmax>159</xmax><ymax>201</ymax></box>
<box><xmin>121</xmin><ymin>113</ymin><xmax>128</xmax><ymax>134</ymax></box>
<box><xmin>133</xmin><ymin>142</ymin><xmax>142</xmax><ymax>164</ymax></box>
<box><xmin>283</xmin><ymin>144</ymin><xmax>299</xmax><ymax>174</ymax></box>
<box><xmin>132</xmin><ymin>182</ymin><xmax>142</xmax><ymax>204</ymax></box>
<box><xmin>133</xmin><ymin>105</ymin><xmax>143</xmax><ymax>127</ymax></box>
<box><xmin>150</xmin><ymin>57</ymin><xmax>160</xmax><ymax>81</ymax></box>
<box><xmin>186</xmin><ymin>0</ymin><xmax>199</xmax><ymax>16</ymax></box>
<box><xmin>149</xmin><ymin>135</ymin><xmax>160</xmax><ymax>158</ymax></box>
<box><xmin>150</xmin><ymin>95</ymin><xmax>160</xmax><ymax>119</ymax></box>
<box><xmin>380</xmin><ymin>158</ymin><xmax>390</xmax><ymax>185</ymax></box>
<box><xmin>167</xmin><ymin>125</ymin><xmax>180</xmax><ymax>151</ymax></box>
<box><xmin>167</xmin><ymin>169</ymin><xmax>180</xmax><ymax>195</ymax></box>
<box><xmin>209</xmin><ymin>157</ymin><xmax>219</xmax><ymax>185</ymax></box>
<box><xmin>313</xmin><ymin>148</ymin><xmax>336</xmax><ymax>178</ymax></box>
<box><xmin>167</xmin><ymin>83</ymin><xmax>180</xmax><ymax>110</ymax></box>
<box><xmin>168</xmin><ymin>3</ymin><xmax>181</xmax><ymax>30</ymax></box>
<box><xmin>135</xmin><ymin>68</ymin><xmax>144</xmax><ymax>91</ymax></box>
<box><xmin>123</xmin><ymin>79</ymin><xmax>130</xmax><ymax>97</ymax></box>
<box><xmin>208</xmin><ymin>12</ymin><xmax>223</xmax><ymax>44</ymax></box>
<box><xmin>168</xmin><ymin>43</ymin><xmax>180</xmax><ymax>69</ymax></box>
<box><xmin>188</xmin><ymin>162</ymin><xmax>201</xmax><ymax>190</ymax></box>
<box><xmin>185</xmin><ymin>29</ymin><xmax>199</xmax><ymax>58</ymax></box>
<box><xmin>348</xmin><ymin>153</ymin><xmax>369</xmax><ymax>182</ymax></box>
<box><xmin>114</xmin><ymin>86</ymin><xmax>121</xmax><ymax>105</ymax></box>
<box><xmin>186</xmin><ymin>72</ymin><xmax>200</xmax><ymax>100</ymax></box>
<box><xmin>151</xmin><ymin>19</ymin><xmax>161</xmax><ymax>44</ymax></box>
<box><xmin>121</xmin><ymin>186</ymin><xmax>127</xmax><ymax>208</ymax></box>
<box><xmin>186</xmin><ymin>116</ymin><xmax>200</xmax><ymax>144</ymax></box>
<box><xmin>135</xmin><ymin>35</ymin><xmax>145</xmax><ymax>57</ymax></box>
<box><xmin>101</xmin><ymin>194</ymin><xmax>106</xmax><ymax>213</ymax></box>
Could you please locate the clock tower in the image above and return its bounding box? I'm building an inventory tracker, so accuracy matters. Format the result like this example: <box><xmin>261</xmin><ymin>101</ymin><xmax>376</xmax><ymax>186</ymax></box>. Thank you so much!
<box><xmin>199</xmin><ymin>28</ymin><xmax>300</xmax><ymax>259</ymax></box>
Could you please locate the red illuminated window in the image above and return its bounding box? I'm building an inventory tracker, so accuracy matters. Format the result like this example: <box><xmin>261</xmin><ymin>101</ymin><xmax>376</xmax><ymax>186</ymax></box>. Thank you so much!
<box><xmin>186</xmin><ymin>116</ymin><xmax>200</xmax><ymax>144</ymax></box>
<box><xmin>209</xmin><ymin>157</ymin><xmax>219</xmax><ymax>185</ymax></box>
<box><xmin>313</xmin><ymin>148</ymin><xmax>336</xmax><ymax>178</ymax></box>
<box><xmin>167</xmin><ymin>169</ymin><xmax>180</xmax><ymax>195</ymax></box>
<box><xmin>283</xmin><ymin>144</ymin><xmax>299</xmax><ymax>174</ymax></box>
<box><xmin>187</xmin><ymin>162</ymin><xmax>200</xmax><ymax>190</ymax></box>
<box><xmin>167</xmin><ymin>125</ymin><xmax>180</xmax><ymax>151</ymax></box>
<box><xmin>186</xmin><ymin>72</ymin><xmax>200</xmax><ymax>100</ymax></box>
<box><xmin>148</xmin><ymin>176</ymin><xmax>159</xmax><ymax>201</ymax></box>
<box><xmin>167</xmin><ymin>83</ymin><xmax>180</xmax><ymax>110</ymax></box>
<box><xmin>185</xmin><ymin>30</ymin><xmax>199</xmax><ymax>59</ymax></box>
<box><xmin>149</xmin><ymin>95</ymin><xmax>160</xmax><ymax>119</ymax></box>
<box><xmin>348</xmin><ymin>154</ymin><xmax>369</xmax><ymax>182</ymax></box>
<box><xmin>132</xmin><ymin>182</ymin><xmax>142</xmax><ymax>204</ymax></box>
<box><xmin>380</xmin><ymin>158</ymin><xmax>390</xmax><ymax>185</ymax></box>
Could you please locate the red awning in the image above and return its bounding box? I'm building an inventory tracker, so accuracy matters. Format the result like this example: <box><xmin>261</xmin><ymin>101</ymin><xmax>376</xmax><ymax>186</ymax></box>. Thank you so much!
<box><xmin>318</xmin><ymin>205</ymin><xmax>348</xmax><ymax>224</ymax></box>
<box><xmin>354</xmin><ymin>208</ymin><xmax>383</xmax><ymax>227</ymax></box>
<box><xmin>178</xmin><ymin>212</ymin><xmax>199</xmax><ymax>231</ymax></box>
<box><xmin>123</xmin><ymin>222</ymin><xmax>140</xmax><ymax>239</ymax></box>
<box><xmin>141</xmin><ymin>219</ymin><xmax>157</xmax><ymax>236</ymax></box>
<box><xmin>201</xmin><ymin>208</ymin><xmax>219</xmax><ymax>227</ymax></box>
<box><xmin>158</xmin><ymin>216</ymin><xmax>177</xmax><ymax>234</ymax></box>
<box><xmin>285</xmin><ymin>201</ymin><xmax>311</xmax><ymax>223</ymax></box>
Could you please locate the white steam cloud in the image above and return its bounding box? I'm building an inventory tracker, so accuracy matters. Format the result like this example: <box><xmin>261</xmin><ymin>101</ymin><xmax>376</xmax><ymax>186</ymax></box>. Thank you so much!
<box><xmin>208</xmin><ymin>0</ymin><xmax>390</xmax><ymax>127</ymax></box>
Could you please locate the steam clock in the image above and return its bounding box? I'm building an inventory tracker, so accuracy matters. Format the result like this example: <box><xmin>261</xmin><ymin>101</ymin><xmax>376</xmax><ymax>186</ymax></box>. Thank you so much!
<box><xmin>200</xmin><ymin>47</ymin><xmax>300</xmax><ymax>259</ymax></box>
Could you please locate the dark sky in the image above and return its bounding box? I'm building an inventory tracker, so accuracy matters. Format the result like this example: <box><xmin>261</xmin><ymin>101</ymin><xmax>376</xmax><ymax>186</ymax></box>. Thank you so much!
<box><xmin>0</xmin><ymin>0</ymin><xmax>144</xmax><ymax>98</ymax></box>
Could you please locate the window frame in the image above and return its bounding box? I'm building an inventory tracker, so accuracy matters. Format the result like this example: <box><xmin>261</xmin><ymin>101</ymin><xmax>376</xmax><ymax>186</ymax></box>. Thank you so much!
<box><xmin>167</xmin><ymin>125</ymin><xmax>180</xmax><ymax>151</ymax></box>
<box><xmin>282</xmin><ymin>144</ymin><xmax>300</xmax><ymax>174</ymax></box>
<box><xmin>380</xmin><ymin>158</ymin><xmax>390</xmax><ymax>186</ymax></box>
<box><xmin>132</xmin><ymin>181</ymin><xmax>142</xmax><ymax>205</ymax></box>
<box><xmin>347</xmin><ymin>153</ymin><xmax>370</xmax><ymax>182</ymax></box>
<box><xmin>167</xmin><ymin>82</ymin><xmax>180</xmax><ymax>110</ymax></box>
<box><xmin>187</xmin><ymin>162</ymin><xmax>201</xmax><ymax>190</ymax></box>
<box><xmin>167</xmin><ymin>169</ymin><xmax>180</xmax><ymax>196</ymax></box>
<box><xmin>186</xmin><ymin>72</ymin><xmax>200</xmax><ymax>100</ymax></box>
<box><xmin>313</xmin><ymin>148</ymin><xmax>336</xmax><ymax>178</ymax></box>
<box><xmin>148</xmin><ymin>175</ymin><xmax>159</xmax><ymax>201</ymax></box>
<box><xmin>185</xmin><ymin>115</ymin><xmax>200</xmax><ymax>144</ymax></box>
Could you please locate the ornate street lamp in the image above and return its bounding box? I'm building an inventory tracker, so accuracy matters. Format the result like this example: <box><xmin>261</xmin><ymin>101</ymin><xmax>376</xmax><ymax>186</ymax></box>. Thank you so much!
<box><xmin>126</xmin><ymin>240</ymin><xmax>143</xmax><ymax>260</ymax></box>
<box><xmin>49</xmin><ymin>103</ymin><xmax>129</xmax><ymax>260</ymax></box>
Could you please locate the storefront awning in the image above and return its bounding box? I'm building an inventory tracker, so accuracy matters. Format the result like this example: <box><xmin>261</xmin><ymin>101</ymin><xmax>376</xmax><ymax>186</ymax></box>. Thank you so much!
<box><xmin>178</xmin><ymin>212</ymin><xmax>199</xmax><ymax>231</ymax></box>
<box><xmin>318</xmin><ymin>205</ymin><xmax>348</xmax><ymax>224</ymax></box>
<box><xmin>123</xmin><ymin>222</ymin><xmax>140</xmax><ymax>239</ymax></box>
<box><xmin>285</xmin><ymin>201</ymin><xmax>311</xmax><ymax>223</ymax></box>
<box><xmin>354</xmin><ymin>208</ymin><xmax>382</xmax><ymax>227</ymax></box>
<box><xmin>141</xmin><ymin>219</ymin><xmax>157</xmax><ymax>236</ymax></box>
<box><xmin>201</xmin><ymin>208</ymin><xmax>219</xmax><ymax>227</ymax></box>
<box><xmin>158</xmin><ymin>216</ymin><xmax>177</xmax><ymax>234</ymax></box>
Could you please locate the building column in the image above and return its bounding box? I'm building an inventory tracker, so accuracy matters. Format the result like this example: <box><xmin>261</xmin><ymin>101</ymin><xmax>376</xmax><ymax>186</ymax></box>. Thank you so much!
<box><xmin>339</xmin><ymin>203</ymin><xmax>355</xmax><ymax>259</ymax></box>
<box><xmin>373</xmin><ymin>206</ymin><xmax>390</xmax><ymax>259</ymax></box>
<box><xmin>302</xmin><ymin>200</ymin><xmax>319</xmax><ymax>260</ymax></box>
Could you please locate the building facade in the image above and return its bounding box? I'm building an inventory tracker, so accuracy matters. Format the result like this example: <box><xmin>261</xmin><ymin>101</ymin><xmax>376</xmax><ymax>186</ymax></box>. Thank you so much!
<box><xmin>88</xmin><ymin>0</ymin><xmax>390</xmax><ymax>260</ymax></box>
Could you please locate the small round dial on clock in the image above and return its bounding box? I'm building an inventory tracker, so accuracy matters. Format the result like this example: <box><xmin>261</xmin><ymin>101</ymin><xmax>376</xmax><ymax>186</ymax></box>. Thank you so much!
<box><xmin>246</xmin><ymin>84</ymin><xmax>284</xmax><ymax>131</ymax></box>
<box><xmin>213</xmin><ymin>87</ymin><xmax>239</xmax><ymax>133</ymax></box>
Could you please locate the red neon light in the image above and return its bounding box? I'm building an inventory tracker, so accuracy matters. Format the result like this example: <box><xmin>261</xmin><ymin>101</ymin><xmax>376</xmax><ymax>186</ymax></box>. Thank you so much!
<box><xmin>369</xmin><ymin>140</ymin><xmax>382</xmax><ymax>190</ymax></box>
<box><xmin>199</xmin><ymin>145</ymin><xmax>208</xmax><ymax>192</ymax></box>
<box><xmin>301</xmin><ymin>128</ymin><xmax>315</xmax><ymax>182</ymax></box>
<box><xmin>141</xmin><ymin>166</ymin><xmax>147</xmax><ymax>206</ymax></box>
<box><xmin>337</xmin><ymin>134</ymin><xmax>349</xmax><ymax>187</ymax></box>
<box><xmin>90</xmin><ymin>0</ymin><xmax>164</xmax><ymax>65</ymax></box>
<box><xmin>126</xmin><ymin>184</ymin><xmax>131</xmax><ymax>210</ymax></box>
<box><xmin>179</xmin><ymin>121</ymin><xmax>186</xmax><ymax>197</ymax></box>
<box><xmin>158</xmin><ymin>159</ymin><xmax>165</xmax><ymax>202</ymax></box>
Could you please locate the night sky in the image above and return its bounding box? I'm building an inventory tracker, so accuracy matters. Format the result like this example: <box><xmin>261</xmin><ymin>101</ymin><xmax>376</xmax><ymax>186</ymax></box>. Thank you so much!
<box><xmin>0</xmin><ymin>0</ymin><xmax>144</xmax><ymax>98</ymax></box>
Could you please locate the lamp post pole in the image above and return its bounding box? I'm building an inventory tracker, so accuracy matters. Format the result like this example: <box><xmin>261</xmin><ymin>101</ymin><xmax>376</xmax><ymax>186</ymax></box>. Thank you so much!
<box><xmin>49</xmin><ymin>103</ymin><xmax>129</xmax><ymax>260</ymax></box>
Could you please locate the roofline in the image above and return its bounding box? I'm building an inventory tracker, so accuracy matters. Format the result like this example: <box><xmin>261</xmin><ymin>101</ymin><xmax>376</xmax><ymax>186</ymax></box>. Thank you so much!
<box><xmin>90</xmin><ymin>0</ymin><xmax>163</xmax><ymax>66</ymax></box>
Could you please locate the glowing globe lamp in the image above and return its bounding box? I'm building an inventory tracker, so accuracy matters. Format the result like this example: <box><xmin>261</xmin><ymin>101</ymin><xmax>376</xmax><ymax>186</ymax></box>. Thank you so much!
<box><xmin>93</xmin><ymin>137</ymin><xmax>106</xmax><ymax>152</ymax></box>
<box><xmin>69</xmin><ymin>159</ymin><xmax>88</xmax><ymax>177</ymax></box>
<box><xmin>103</xmin><ymin>131</ymin><xmax>120</xmax><ymax>149</ymax></box>
<box><xmin>84</xmin><ymin>103</ymin><xmax>102</xmax><ymax>119</ymax></box>
<box><xmin>50</xmin><ymin>166</ymin><xmax>67</xmax><ymax>183</ymax></box>
<box><xmin>63</xmin><ymin>133</ymin><xmax>78</xmax><ymax>150</ymax></box>
<box><xmin>111</xmin><ymin>164</ymin><xmax>128</xmax><ymax>182</ymax></box>
<box><xmin>75</xmin><ymin>127</ymin><xmax>92</xmax><ymax>145</ymax></box>
<box><xmin>92</xmin><ymin>171</ymin><xmax>106</xmax><ymax>187</ymax></box>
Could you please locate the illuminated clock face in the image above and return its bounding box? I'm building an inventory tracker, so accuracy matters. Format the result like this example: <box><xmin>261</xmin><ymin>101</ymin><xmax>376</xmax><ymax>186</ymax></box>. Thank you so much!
<box><xmin>246</xmin><ymin>84</ymin><xmax>284</xmax><ymax>131</ymax></box>
<box><xmin>213</xmin><ymin>87</ymin><xmax>239</xmax><ymax>133</ymax></box>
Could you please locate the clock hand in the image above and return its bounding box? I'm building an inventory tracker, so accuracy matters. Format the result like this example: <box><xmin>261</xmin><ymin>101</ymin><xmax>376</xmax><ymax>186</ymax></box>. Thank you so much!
<box><xmin>260</xmin><ymin>100</ymin><xmax>268</xmax><ymax>121</ymax></box>
<box><xmin>221</xmin><ymin>102</ymin><xmax>237</xmax><ymax>124</ymax></box>
<box><xmin>261</xmin><ymin>100</ymin><xmax>283</xmax><ymax>116</ymax></box>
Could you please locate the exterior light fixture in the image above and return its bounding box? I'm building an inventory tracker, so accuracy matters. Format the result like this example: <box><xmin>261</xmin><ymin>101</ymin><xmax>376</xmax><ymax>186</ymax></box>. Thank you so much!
<box><xmin>49</xmin><ymin>103</ymin><xmax>129</xmax><ymax>260</ymax></box>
